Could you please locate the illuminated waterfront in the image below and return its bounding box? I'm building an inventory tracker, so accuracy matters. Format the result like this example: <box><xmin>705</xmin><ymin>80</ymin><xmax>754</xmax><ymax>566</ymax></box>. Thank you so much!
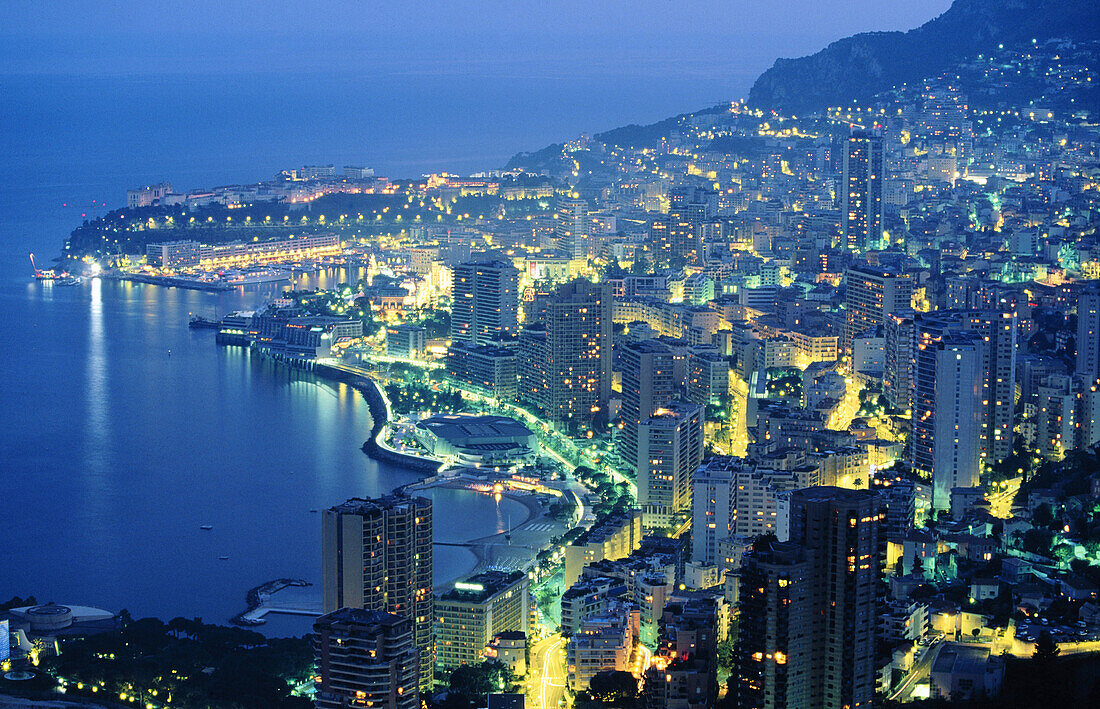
<box><xmin>0</xmin><ymin>274</ymin><xmax>524</xmax><ymax>632</ymax></box>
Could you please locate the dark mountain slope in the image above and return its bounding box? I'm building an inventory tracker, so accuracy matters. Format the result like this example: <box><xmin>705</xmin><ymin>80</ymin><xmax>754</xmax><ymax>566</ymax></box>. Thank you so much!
<box><xmin>748</xmin><ymin>0</ymin><xmax>1100</xmax><ymax>114</ymax></box>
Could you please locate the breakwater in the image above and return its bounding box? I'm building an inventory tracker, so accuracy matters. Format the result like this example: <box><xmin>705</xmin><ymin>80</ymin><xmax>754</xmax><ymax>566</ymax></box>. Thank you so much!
<box><xmin>313</xmin><ymin>363</ymin><xmax>444</xmax><ymax>474</ymax></box>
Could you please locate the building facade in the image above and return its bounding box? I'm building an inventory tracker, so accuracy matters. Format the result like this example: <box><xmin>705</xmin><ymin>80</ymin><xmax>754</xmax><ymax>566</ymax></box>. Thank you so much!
<box><xmin>313</xmin><ymin>609</ymin><xmax>419</xmax><ymax>709</ymax></box>
<box><xmin>322</xmin><ymin>496</ymin><xmax>434</xmax><ymax>691</ymax></box>
<box><xmin>451</xmin><ymin>260</ymin><xmax>520</xmax><ymax>346</ymax></box>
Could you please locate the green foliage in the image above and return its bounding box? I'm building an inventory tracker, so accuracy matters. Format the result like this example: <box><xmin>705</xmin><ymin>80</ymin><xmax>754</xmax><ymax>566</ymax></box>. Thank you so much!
<box><xmin>445</xmin><ymin>660</ymin><xmax>517</xmax><ymax>708</ymax></box>
<box><xmin>384</xmin><ymin>381</ymin><xmax>469</xmax><ymax>415</ymax></box>
<box><xmin>576</xmin><ymin>670</ymin><xmax>642</xmax><ymax>707</ymax></box>
<box><xmin>1033</xmin><ymin>630</ymin><xmax>1061</xmax><ymax>664</ymax></box>
<box><xmin>42</xmin><ymin>616</ymin><xmax>312</xmax><ymax>708</ymax></box>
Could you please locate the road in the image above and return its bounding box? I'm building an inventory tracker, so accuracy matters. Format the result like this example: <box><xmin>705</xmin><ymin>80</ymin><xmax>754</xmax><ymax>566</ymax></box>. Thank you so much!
<box><xmin>827</xmin><ymin>373</ymin><xmax>862</xmax><ymax>431</ymax></box>
<box><xmin>529</xmin><ymin>634</ymin><xmax>567</xmax><ymax>709</ymax></box>
<box><xmin>887</xmin><ymin>640</ymin><xmax>943</xmax><ymax>702</ymax></box>
<box><xmin>986</xmin><ymin>477</ymin><xmax>1022</xmax><ymax>518</ymax></box>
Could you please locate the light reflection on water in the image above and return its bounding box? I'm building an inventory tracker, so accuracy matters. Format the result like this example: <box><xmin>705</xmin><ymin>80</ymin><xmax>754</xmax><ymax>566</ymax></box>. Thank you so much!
<box><xmin>3</xmin><ymin>273</ymin><xmax>519</xmax><ymax>633</ymax></box>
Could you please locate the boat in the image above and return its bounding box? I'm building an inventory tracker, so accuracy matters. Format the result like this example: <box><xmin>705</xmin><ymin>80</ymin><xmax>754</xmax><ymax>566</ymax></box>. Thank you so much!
<box><xmin>29</xmin><ymin>252</ymin><xmax>63</xmax><ymax>280</ymax></box>
<box><xmin>200</xmin><ymin>525</ymin><xmax>213</xmax><ymax>530</ymax></box>
<box><xmin>55</xmin><ymin>276</ymin><xmax>83</xmax><ymax>286</ymax></box>
<box><xmin>189</xmin><ymin>316</ymin><xmax>220</xmax><ymax>330</ymax></box>
<box><xmin>219</xmin><ymin>556</ymin><xmax>230</xmax><ymax>561</ymax></box>
<box><xmin>222</xmin><ymin>267</ymin><xmax>292</xmax><ymax>286</ymax></box>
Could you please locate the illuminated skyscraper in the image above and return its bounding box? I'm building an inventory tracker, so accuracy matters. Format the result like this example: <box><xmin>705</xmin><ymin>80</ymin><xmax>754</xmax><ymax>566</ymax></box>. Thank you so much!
<box><xmin>841</xmin><ymin>130</ymin><xmax>885</xmax><ymax>251</ymax></box>
<box><xmin>555</xmin><ymin>194</ymin><xmax>590</xmax><ymax>260</ymax></box>
<box><xmin>843</xmin><ymin>263</ymin><xmax>912</xmax><ymax>352</ymax></box>
<box><xmin>322</xmin><ymin>496</ymin><xmax>434</xmax><ymax>692</ymax></box>
<box><xmin>637</xmin><ymin>401</ymin><xmax>704</xmax><ymax>529</ymax></box>
<box><xmin>618</xmin><ymin>340</ymin><xmax>677</xmax><ymax>475</ymax></box>
<box><xmin>1076</xmin><ymin>283</ymin><xmax>1100</xmax><ymax>384</ymax></box>
<box><xmin>451</xmin><ymin>260</ymin><xmax>520</xmax><ymax>346</ymax></box>
<box><xmin>520</xmin><ymin>279</ymin><xmax>612</xmax><ymax>432</ymax></box>
<box><xmin>313</xmin><ymin>609</ymin><xmax>419</xmax><ymax>709</ymax></box>
<box><xmin>908</xmin><ymin>329</ymin><xmax>984</xmax><ymax>511</ymax></box>
<box><xmin>737</xmin><ymin>488</ymin><xmax>884</xmax><ymax>709</ymax></box>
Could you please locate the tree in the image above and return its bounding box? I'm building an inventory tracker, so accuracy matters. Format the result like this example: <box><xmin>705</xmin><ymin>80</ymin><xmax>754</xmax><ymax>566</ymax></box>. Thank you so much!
<box><xmin>580</xmin><ymin>670</ymin><xmax>641</xmax><ymax>706</ymax></box>
<box><xmin>1033</xmin><ymin>503</ymin><xmax>1055</xmax><ymax>528</ymax></box>
<box><xmin>1034</xmin><ymin>630</ymin><xmax>1060</xmax><ymax>665</ymax></box>
<box><xmin>447</xmin><ymin>660</ymin><xmax>516</xmax><ymax>707</ymax></box>
<box><xmin>717</xmin><ymin>637</ymin><xmax>736</xmax><ymax>672</ymax></box>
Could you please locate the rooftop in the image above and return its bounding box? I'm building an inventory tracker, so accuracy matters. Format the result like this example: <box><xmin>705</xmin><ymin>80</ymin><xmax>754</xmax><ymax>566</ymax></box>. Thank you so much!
<box><xmin>417</xmin><ymin>413</ymin><xmax>534</xmax><ymax>444</ymax></box>
<box><xmin>439</xmin><ymin>570</ymin><xmax>526</xmax><ymax>603</ymax></box>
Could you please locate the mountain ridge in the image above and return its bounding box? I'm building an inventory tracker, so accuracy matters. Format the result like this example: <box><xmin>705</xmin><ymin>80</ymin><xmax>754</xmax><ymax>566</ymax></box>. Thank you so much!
<box><xmin>747</xmin><ymin>0</ymin><xmax>1100</xmax><ymax>115</ymax></box>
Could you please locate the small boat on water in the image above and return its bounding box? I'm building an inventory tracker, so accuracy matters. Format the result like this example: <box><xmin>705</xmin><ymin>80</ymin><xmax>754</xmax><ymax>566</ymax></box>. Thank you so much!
<box><xmin>55</xmin><ymin>276</ymin><xmax>83</xmax><ymax>286</ymax></box>
<box><xmin>200</xmin><ymin>525</ymin><xmax>213</xmax><ymax>530</ymax></box>
<box><xmin>219</xmin><ymin>556</ymin><xmax>230</xmax><ymax>561</ymax></box>
<box><xmin>189</xmin><ymin>316</ymin><xmax>220</xmax><ymax>330</ymax></box>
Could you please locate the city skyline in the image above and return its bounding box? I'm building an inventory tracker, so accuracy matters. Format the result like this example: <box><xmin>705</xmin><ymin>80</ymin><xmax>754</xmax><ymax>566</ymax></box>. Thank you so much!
<box><xmin>4</xmin><ymin>1</ymin><xmax>1100</xmax><ymax>708</ymax></box>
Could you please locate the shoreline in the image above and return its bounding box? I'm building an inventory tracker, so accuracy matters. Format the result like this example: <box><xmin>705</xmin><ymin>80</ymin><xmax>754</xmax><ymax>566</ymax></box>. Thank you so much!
<box><xmin>306</xmin><ymin>360</ymin><xmax>567</xmax><ymax>589</ymax></box>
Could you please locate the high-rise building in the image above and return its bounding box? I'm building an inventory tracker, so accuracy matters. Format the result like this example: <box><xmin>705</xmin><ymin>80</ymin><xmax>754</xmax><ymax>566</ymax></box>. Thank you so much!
<box><xmin>649</xmin><ymin>188</ymin><xmax>712</xmax><ymax>266</ymax></box>
<box><xmin>843</xmin><ymin>263</ymin><xmax>912</xmax><ymax>352</ymax></box>
<box><xmin>907</xmin><ymin>309</ymin><xmax>1017</xmax><ymax>465</ymax></box>
<box><xmin>959</xmin><ymin>309</ymin><xmax>1017</xmax><ymax>463</ymax></box>
<box><xmin>451</xmin><ymin>260</ymin><xmax>520</xmax><ymax>346</ymax></box>
<box><xmin>519</xmin><ymin>279</ymin><xmax>612</xmax><ymax>433</ymax></box>
<box><xmin>738</xmin><ymin>488</ymin><xmax>884</xmax><ymax>709</ymax></box>
<box><xmin>435</xmin><ymin>571</ymin><xmax>530</xmax><ymax>674</ymax></box>
<box><xmin>643</xmin><ymin>595</ymin><xmax>722</xmax><ymax>709</ymax></box>
<box><xmin>908</xmin><ymin>327</ymin><xmax>984</xmax><ymax>511</ymax></box>
<box><xmin>555</xmin><ymin>194</ymin><xmax>590</xmax><ymax>260</ymax></box>
<box><xmin>619</xmin><ymin>340</ymin><xmax>677</xmax><ymax>475</ymax></box>
<box><xmin>322</xmin><ymin>496</ymin><xmax>434</xmax><ymax>692</ymax></box>
<box><xmin>883</xmin><ymin>310</ymin><xmax>915</xmax><ymax>412</ymax></box>
<box><xmin>446</xmin><ymin>342</ymin><xmax>518</xmax><ymax>401</ymax></box>
<box><xmin>734</xmin><ymin>537</ymin><xmax>814</xmax><ymax>709</ymax></box>
<box><xmin>1077</xmin><ymin>283</ymin><xmax>1100</xmax><ymax>384</ymax></box>
<box><xmin>566</xmin><ymin>607</ymin><xmax>640</xmax><ymax>691</ymax></box>
<box><xmin>313</xmin><ymin>608</ymin><xmax>419</xmax><ymax>709</ymax></box>
<box><xmin>687</xmin><ymin>349</ymin><xmax>730</xmax><ymax>408</ymax></box>
<box><xmin>637</xmin><ymin>401</ymin><xmax>704</xmax><ymax>529</ymax></box>
<box><xmin>386</xmin><ymin>324</ymin><xmax>427</xmax><ymax>359</ymax></box>
<box><xmin>691</xmin><ymin>457</ymin><xmax>815</xmax><ymax>565</ymax></box>
<box><xmin>841</xmin><ymin>130</ymin><xmax>885</xmax><ymax>252</ymax></box>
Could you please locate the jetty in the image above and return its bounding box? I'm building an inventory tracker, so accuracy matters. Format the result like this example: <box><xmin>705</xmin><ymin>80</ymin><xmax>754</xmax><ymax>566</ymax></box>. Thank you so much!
<box><xmin>230</xmin><ymin>578</ymin><xmax>319</xmax><ymax>626</ymax></box>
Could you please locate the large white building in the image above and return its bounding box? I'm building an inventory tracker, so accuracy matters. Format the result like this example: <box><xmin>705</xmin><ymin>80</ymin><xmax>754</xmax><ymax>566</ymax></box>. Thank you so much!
<box><xmin>451</xmin><ymin>260</ymin><xmax>520</xmax><ymax>346</ymax></box>
<box><xmin>565</xmin><ymin>607</ymin><xmax>640</xmax><ymax>692</ymax></box>
<box><xmin>909</xmin><ymin>329</ymin><xmax>984</xmax><ymax>511</ymax></box>
<box><xmin>841</xmin><ymin>130</ymin><xmax>885</xmax><ymax>251</ymax></box>
<box><xmin>413</xmin><ymin>414</ymin><xmax>537</xmax><ymax>467</ymax></box>
<box><xmin>555</xmin><ymin>195</ymin><xmax>590</xmax><ymax>260</ymax></box>
<box><xmin>637</xmin><ymin>401</ymin><xmax>704</xmax><ymax>529</ymax></box>
<box><xmin>691</xmin><ymin>457</ymin><xmax>815</xmax><ymax>564</ymax></box>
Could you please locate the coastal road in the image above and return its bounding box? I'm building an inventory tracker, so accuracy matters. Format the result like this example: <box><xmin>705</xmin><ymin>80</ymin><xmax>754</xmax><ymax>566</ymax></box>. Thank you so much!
<box><xmin>530</xmin><ymin>633</ymin><xmax>567</xmax><ymax>709</ymax></box>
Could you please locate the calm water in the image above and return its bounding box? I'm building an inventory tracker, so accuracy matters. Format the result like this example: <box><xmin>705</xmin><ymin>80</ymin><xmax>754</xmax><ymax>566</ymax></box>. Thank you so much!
<box><xmin>0</xmin><ymin>275</ymin><xmax>525</xmax><ymax>631</ymax></box>
<box><xmin>0</xmin><ymin>69</ymin><xmax>738</xmax><ymax>632</ymax></box>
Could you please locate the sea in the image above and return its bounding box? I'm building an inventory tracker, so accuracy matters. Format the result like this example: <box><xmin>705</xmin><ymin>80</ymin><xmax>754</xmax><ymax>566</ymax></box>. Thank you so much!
<box><xmin>0</xmin><ymin>69</ymin><xmax>750</xmax><ymax>635</ymax></box>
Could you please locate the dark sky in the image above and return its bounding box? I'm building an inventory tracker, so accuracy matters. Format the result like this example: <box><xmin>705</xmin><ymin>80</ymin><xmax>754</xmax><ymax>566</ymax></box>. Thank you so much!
<box><xmin>2</xmin><ymin>0</ymin><xmax>954</xmax><ymax>77</ymax></box>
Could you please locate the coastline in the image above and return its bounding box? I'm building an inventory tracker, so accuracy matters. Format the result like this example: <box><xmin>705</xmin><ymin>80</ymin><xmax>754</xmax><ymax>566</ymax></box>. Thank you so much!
<box><xmin>311</xmin><ymin>362</ymin><xmax>443</xmax><ymax>474</ymax></box>
<box><xmin>307</xmin><ymin>360</ymin><xmax>568</xmax><ymax>589</ymax></box>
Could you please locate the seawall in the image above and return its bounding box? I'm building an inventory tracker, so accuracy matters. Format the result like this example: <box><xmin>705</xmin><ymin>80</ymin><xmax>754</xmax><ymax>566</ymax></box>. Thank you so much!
<box><xmin>312</xmin><ymin>363</ymin><xmax>444</xmax><ymax>474</ymax></box>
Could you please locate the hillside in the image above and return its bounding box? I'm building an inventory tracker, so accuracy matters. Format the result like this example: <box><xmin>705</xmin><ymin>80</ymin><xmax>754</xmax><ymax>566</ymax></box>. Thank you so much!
<box><xmin>747</xmin><ymin>0</ymin><xmax>1100</xmax><ymax>115</ymax></box>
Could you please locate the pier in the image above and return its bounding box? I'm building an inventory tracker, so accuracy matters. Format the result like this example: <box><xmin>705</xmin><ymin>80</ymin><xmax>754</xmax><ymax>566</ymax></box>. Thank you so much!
<box><xmin>230</xmin><ymin>578</ymin><xmax>319</xmax><ymax>626</ymax></box>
